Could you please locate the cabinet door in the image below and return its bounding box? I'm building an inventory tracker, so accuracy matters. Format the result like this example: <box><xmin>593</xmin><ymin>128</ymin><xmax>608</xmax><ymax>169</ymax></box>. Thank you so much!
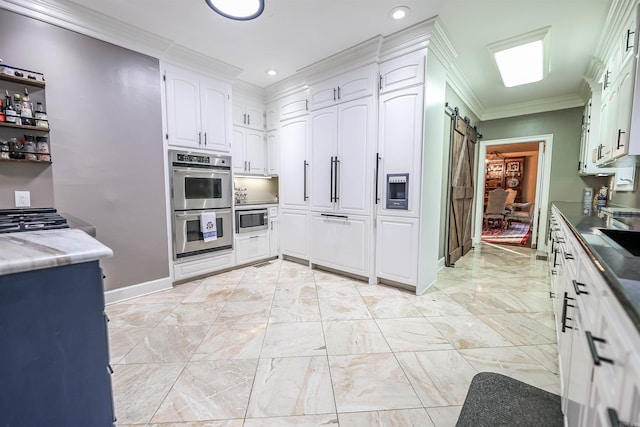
<box><xmin>165</xmin><ymin>70</ymin><xmax>201</xmax><ymax>148</ymax></box>
<box><xmin>620</xmin><ymin>11</ymin><xmax>638</xmax><ymax>69</ymax></box>
<box><xmin>232</xmin><ymin>127</ymin><xmax>247</xmax><ymax>173</ymax></box>
<box><xmin>611</xmin><ymin>59</ymin><xmax>636</xmax><ymax>159</ymax></box>
<box><xmin>378</xmin><ymin>85</ymin><xmax>424</xmax><ymax>217</ymax></box>
<box><xmin>235</xmin><ymin>232</ymin><xmax>270</xmax><ymax>264</ymax></box>
<box><xmin>269</xmin><ymin>218</ymin><xmax>279</xmax><ymax>256</ymax></box>
<box><xmin>266</xmin><ymin>102</ymin><xmax>278</xmax><ymax>131</ymax></box>
<box><xmin>310</xmin><ymin>213</ymin><xmax>370</xmax><ymax>277</ymax></box>
<box><xmin>596</xmin><ymin>89</ymin><xmax>615</xmax><ymax>166</ymax></box>
<box><xmin>376</xmin><ymin>215</ymin><xmax>419</xmax><ymax>286</ymax></box>
<box><xmin>337</xmin><ymin>65</ymin><xmax>376</xmax><ymax>103</ymax></box>
<box><xmin>245</xmin><ymin>104</ymin><xmax>265</xmax><ymax>131</ymax></box>
<box><xmin>310</xmin><ymin>107</ymin><xmax>338</xmax><ymax>211</ymax></box>
<box><xmin>565</xmin><ymin>305</ymin><xmax>593</xmax><ymax>427</ymax></box>
<box><xmin>280</xmin><ymin>118</ymin><xmax>309</xmax><ymax>208</ymax></box>
<box><xmin>618</xmin><ymin>353</ymin><xmax>640</xmax><ymax>426</ymax></box>
<box><xmin>200</xmin><ymin>78</ymin><xmax>230</xmax><ymax>151</ymax></box>
<box><xmin>280</xmin><ymin>210</ymin><xmax>309</xmax><ymax>258</ymax></box>
<box><xmin>267</xmin><ymin>131</ymin><xmax>278</xmax><ymax>175</ymax></box>
<box><xmin>309</xmin><ymin>78</ymin><xmax>339</xmax><ymax>111</ymax></box>
<box><xmin>280</xmin><ymin>91</ymin><xmax>309</xmax><ymax>120</ymax></box>
<box><xmin>246</xmin><ymin>129</ymin><xmax>266</xmax><ymax>174</ymax></box>
<box><xmin>232</xmin><ymin>102</ymin><xmax>246</xmax><ymax>127</ymax></box>
<box><xmin>379</xmin><ymin>51</ymin><xmax>425</xmax><ymax>94</ymax></box>
<box><xmin>337</xmin><ymin>98</ymin><xmax>373</xmax><ymax>215</ymax></box>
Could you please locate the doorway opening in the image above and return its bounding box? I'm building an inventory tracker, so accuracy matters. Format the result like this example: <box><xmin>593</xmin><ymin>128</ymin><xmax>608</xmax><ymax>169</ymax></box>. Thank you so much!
<box><xmin>474</xmin><ymin>134</ymin><xmax>553</xmax><ymax>253</ymax></box>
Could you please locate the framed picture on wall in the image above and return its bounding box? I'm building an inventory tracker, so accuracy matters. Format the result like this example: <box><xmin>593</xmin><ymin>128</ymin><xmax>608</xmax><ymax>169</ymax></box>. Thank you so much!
<box><xmin>506</xmin><ymin>161</ymin><xmax>520</xmax><ymax>172</ymax></box>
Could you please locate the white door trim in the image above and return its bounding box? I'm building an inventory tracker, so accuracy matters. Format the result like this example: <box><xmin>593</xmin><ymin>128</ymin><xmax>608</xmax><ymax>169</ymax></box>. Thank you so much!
<box><xmin>473</xmin><ymin>134</ymin><xmax>553</xmax><ymax>254</ymax></box>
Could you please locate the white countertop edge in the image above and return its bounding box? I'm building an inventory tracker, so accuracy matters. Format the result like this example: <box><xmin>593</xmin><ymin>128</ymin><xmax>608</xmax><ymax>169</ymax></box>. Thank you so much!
<box><xmin>0</xmin><ymin>229</ymin><xmax>113</xmax><ymax>276</ymax></box>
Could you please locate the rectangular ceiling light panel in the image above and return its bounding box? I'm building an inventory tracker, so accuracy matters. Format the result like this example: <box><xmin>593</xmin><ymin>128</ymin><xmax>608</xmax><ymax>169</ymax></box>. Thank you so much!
<box><xmin>489</xmin><ymin>27</ymin><xmax>550</xmax><ymax>88</ymax></box>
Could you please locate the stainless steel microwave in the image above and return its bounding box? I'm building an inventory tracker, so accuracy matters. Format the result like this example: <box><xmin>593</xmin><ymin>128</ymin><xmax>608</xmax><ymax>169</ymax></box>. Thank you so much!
<box><xmin>235</xmin><ymin>209</ymin><xmax>268</xmax><ymax>234</ymax></box>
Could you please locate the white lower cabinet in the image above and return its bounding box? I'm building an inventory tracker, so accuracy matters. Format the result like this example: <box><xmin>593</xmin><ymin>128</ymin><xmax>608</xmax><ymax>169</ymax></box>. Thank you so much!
<box><xmin>375</xmin><ymin>215</ymin><xmax>419</xmax><ymax>286</ymax></box>
<box><xmin>173</xmin><ymin>251</ymin><xmax>234</xmax><ymax>281</ymax></box>
<box><xmin>552</xmin><ymin>205</ymin><xmax>640</xmax><ymax>426</ymax></box>
<box><xmin>235</xmin><ymin>232</ymin><xmax>269</xmax><ymax>265</ymax></box>
<box><xmin>269</xmin><ymin>218</ymin><xmax>279</xmax><ymax>256</ymax></box>
<box><xmin>280</xmin><ymin>210</ymin><xmax>309</xmax><ymax>259</ymax></box>
<box><xmin>310</xmin><ymin>212</ymin><xmax>370</xmax><ymax>277</ymax></box>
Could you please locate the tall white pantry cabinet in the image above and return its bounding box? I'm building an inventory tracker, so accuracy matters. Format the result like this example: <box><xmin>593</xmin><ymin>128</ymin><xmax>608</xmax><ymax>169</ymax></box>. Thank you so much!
<box><xmin>276</xmin><ymin>19</ymin><xmax>448</xmax><ymax>292</ymax></box>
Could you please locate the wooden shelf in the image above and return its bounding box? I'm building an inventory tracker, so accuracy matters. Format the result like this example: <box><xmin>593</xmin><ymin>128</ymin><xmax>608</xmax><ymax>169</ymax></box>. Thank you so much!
<box><xmin>0</xmin><ymin>73</ymin><xmax>46</xmax><ymax>88</ymax></box>
<box><xmin>0</xmin><ymin>122</ymin><xmax>49</xmax><ymax>132</ymax></box>
<box><xmin>0</xmin><ymin>156</ymin><xmax>51</xmax><ymax>164</ymax></box>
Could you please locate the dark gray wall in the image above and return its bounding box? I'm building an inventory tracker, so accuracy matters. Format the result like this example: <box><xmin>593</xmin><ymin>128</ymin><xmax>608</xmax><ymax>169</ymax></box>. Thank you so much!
<box><xmin>0</xmin><ymin>10</ymin><xmax>169</xmax><ymax>291</ymax></box>
<box><xmin>479</xmin><ymin>107</ymin><xmax>610</xmax><ymax>205</ymax></box>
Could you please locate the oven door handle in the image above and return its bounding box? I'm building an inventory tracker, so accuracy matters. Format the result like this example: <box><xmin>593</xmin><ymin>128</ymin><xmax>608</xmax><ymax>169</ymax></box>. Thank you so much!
<box><xmin>175</xmin><ymin>209</ymin><xmax>231</xmax><ymax>218</ymax></box>
<box><xmin>172</xmin><ymin>166</ymin><xmax>231</xmax><ymax>175</ymax></box>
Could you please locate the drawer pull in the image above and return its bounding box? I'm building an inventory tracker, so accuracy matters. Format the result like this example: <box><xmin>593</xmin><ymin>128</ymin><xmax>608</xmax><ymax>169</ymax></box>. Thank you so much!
<box><xmin>561</xmin><ymin>292</ymin><xmax>574</xmax><ymax>333</ymax></box>
<box><xmin>586</xmin><ymin>331</ymin><xmax>614</xmax><ymax>366</ymax></box>
<box><xmin>572</xmin><ymin>279</ymin><xmax>589</xmax><ymax>295</ymax></box>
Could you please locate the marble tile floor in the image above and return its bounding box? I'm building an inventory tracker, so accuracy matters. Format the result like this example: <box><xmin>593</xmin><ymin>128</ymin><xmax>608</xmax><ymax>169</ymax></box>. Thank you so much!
<box><xmin>108</xmin><ymin>243</ymin><xmax>559</xmax><ymax>426</ymax></box>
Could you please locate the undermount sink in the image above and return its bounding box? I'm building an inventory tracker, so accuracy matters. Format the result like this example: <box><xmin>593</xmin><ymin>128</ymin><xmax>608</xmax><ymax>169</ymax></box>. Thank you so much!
<box><xmin>599</xmin><ymin>229</ymin><xmax>640</xmax><ymax>256</ymax></box>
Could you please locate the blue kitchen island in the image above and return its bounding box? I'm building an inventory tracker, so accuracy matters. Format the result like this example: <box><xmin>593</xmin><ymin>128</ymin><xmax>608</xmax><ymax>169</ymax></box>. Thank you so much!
<box><xmin>0</xmin><ymin>229</ymin><xmax>114</xmax><ymax>426</ymax></box>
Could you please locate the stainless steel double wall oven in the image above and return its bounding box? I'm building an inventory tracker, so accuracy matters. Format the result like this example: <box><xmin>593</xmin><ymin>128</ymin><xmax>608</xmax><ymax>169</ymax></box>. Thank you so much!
<box><xmin>170</xmin><ymin>150</ymin><xmax>233</xmax><ymax>259</ymax></box>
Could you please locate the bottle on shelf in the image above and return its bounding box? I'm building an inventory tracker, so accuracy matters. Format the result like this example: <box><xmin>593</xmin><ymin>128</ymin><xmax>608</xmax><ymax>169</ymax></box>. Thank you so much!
<box><xmin>20</xmin><ymin>89</ymin><xmax>34</xmax><ymax>126</ymax></box>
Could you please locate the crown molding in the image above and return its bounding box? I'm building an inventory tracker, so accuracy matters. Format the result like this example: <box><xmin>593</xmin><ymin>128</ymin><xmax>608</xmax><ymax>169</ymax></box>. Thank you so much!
<box><xmin>481</xmin><ymin>94</ymin><xmax>585</xmax><ymax>121</ymax></box>
<box><xmin>297</xmin><ymin>37</ymin><xmax>382</xmax><ymax>85</ymax></box>
<box><xmin>0</xmin><ymin>0</ymin><xmax>172</xmax><ymax>57</ymax></box>
<box><xmin>162</xmin><ymin>45</ymin><xmax>242</xmax><ymax>83</ymax></box>
<box><xmin>378</xmin><ymin>17</ymin><xmax>436</xmax><ymax>61</ymax></box>
<box><xmin>232</xmin><ymin>80</ymin><xmax>266</xmax><ymax>101</ymax></box>
<box><xmin>593</xmin><ymin>0</ymin><xmax>638</xmax><ymax>63</ymax></box>
<box><xmin>0</xmin><ymin>0</ymin><xmax>243</xmax><ymax>81</ymax></box>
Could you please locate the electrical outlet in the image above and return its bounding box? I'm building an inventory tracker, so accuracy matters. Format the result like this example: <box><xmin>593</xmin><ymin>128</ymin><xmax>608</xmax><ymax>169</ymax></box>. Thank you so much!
<box><xmin>15</xmin><ymin>191</ymin><xmax>31</xmax><ymax>207</ymax></box>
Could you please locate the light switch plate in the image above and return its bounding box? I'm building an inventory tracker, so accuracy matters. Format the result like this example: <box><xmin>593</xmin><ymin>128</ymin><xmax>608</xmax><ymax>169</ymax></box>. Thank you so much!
<box><xmin>15</xmin><ymin>191</ymin><xmax>31</xmax><ymax>207</ymax></box>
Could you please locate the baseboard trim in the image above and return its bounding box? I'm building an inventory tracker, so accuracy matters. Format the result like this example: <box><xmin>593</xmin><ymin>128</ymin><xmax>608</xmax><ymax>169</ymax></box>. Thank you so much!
<box><xmin>104</xmin><ymin>276</ymin><xmax>173</xmax><ymax>305</ymax></box>
<box><xmin>437</xmin><ymin>257</ymin><xmax>446</xmax><ymax>271</ymax></box>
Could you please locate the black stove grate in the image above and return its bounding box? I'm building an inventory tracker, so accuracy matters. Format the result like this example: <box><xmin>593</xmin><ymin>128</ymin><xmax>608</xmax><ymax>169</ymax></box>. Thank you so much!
<box><xmin>0</xmin><ymin>208</ymin><xmax>70</xmax><ymax>234</ymax></box>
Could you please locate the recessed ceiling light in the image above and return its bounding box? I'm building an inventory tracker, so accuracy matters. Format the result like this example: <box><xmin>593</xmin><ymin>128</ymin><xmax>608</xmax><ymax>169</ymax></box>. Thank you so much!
<box><xmin>265</xmin><ymin>68</ymin><xmax>277</xmax><ymax>76</ymax></box>
<box><xmin>205</xmin><ymin>0</ymin><xmax>264</xmax><ymax>21</ymax></box>
<box><xmin>488</xmin><ymin>27</ymin><xmax>551</xmax><ymax>88</ymax></box>
<box><xmin>390</xmin><ymin>6</ymin><xmax>410</xmax><ymax>20</ymax></box>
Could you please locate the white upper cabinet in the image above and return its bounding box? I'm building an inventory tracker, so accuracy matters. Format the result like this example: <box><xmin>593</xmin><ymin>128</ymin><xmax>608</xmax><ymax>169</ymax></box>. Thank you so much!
<box><xmin>265</xmin><ymin>102</ymin><xmax>278</xmax><ymax>131</ymax></box>
<box><xmin>578</xmin><ymin>96</ymin><xmax>615</xmax><ymax>175</ymax></box>
<box><xmin>379</xmin><ymin>51</ymin><xmax>425</xmax><ymax>94</ymax></box>
<box><xmin>620</xmin><ymin>8</ymin><xmax>638</xmax><ymax>69</ymax></box>
<box><xmin>165</xmin><ymin>65</ymin><xmax>231</xmax><ymax>152</ymax></box>
<box><xmin>280</xmin><ymin>90</ymin><xmax>309</xmax><ymax>121</ymax></box>
<box><xmin>611</xmin><ymin>57</ymin><xmax>636</xmax><ymax>159</ymax></box>
<box><xmin>309</xmin><ymin>97</ymin><xmax>373</xmax><ymax>215</ymax></box>
<box><xmin>266</xmin><ymin>131</ymin><xmax>278</xmax><ymax>175</ymax></box>
<box><xmin>233</xmin><ymin>99</ymin><xmax>265</xmax><ymax>131</ymax></box>
<box><xmin>232</xmin><ymin>126</ymin><xmax>266</xmax><ymax>174</ymax></box>
<box><xmin>280</xmin><ymin>117</ymin><xmax>310</xmax><ymax>209</ymax></box>
<box><xmin>308</xmin><ymin>64</ymin><xmax>377</xmax><ymax>111</ymax></box>
<box><xmin>377</xmin><ymin>85</ymin><xmax>424</xmax><ymax>217</ymax></box>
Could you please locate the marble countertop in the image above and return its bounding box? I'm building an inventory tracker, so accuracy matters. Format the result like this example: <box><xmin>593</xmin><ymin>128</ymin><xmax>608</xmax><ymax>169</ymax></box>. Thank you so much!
<box><xmin>61</xmin><ymin>212</ymin><xmax>96</xmax><ymax>237</ymax></box>
<box><xmin>553</xmin><ymin>202</ymin><xmax>640</xmax><ymax>331</ymax></box>
<box><xmin>0</xmin><ymin>229</ymin><xmax>113</xmax><ymax>276</ymax></box>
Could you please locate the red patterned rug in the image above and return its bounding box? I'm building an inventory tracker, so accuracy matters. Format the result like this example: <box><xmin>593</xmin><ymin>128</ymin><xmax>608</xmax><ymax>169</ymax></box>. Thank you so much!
<box><xmin>482</xmin><ymin>222</ymin><xmax>531</xmax><ymax>245</ymax></box>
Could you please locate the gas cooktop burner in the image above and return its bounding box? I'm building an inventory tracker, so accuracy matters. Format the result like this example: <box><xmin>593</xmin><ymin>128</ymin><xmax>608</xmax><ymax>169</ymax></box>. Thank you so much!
<box><xmin>0</xmin><ymin>208</ymin><xmax>69</xmax><ymax>234</ymax></box>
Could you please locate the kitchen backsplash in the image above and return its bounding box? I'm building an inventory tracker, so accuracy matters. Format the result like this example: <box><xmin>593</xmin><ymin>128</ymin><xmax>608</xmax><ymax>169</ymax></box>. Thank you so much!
<box><xmin>234</xmin><ymin>176</ymin><xmax>279</xmax><ymax>205</ymax></box>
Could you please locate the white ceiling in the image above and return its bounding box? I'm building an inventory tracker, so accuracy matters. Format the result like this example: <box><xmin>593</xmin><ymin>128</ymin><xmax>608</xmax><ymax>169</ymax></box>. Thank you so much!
<box><xmin>66</xmin><ymin>0</ymin><xmax>612</xmax><ymax>119</ymax></box>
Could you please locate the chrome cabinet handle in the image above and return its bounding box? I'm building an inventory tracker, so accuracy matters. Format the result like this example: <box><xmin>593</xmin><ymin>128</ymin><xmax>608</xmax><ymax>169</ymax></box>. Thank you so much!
<box><xmin>330</xmin><ymin>156</ymin><xmax>335</xmax><ymax>203</ymax></box>
<box><xmin>321</xmin><ymin>213</ymin><xmax>348</xmax><ymax>219</ymax></box>
<box><xmin>561</xmin><ymin>292</ymin><xmax>574</xmax><ymax>333</ymax></box>
<box><xmin>617</xmin><ymin>129</ymin><xmax>625</xmax><ymax>149</ymax></box>
<box><xmin>626</xmin><ymin>29</ymin><xmax>635</xmax><ymax>51</ymax></box>
<box><xmin>586</xmin><ymin>331</ymin><xmax>614</xmax><ymax>366</ymax></box>
<box><xmin>303</xmin><ymin>161</ymin><xmax>309</xmax><ymax>201</ymax></box>
<box><xmin>375</xmin><ymin>153</ymin><xmax>381</xmax><ymax>204</ymax></box>
<box><xmin>198</xmin><ymin>132</ymin><xmax>202</xmax><ymax>145</ymax></box>
<box><xmin>572</xmin><ymin>279</ymin><xmax>589</xmax><ymax>295</ymax></box>
<box><xmin>333</xmin><ymin>88</ymin><xmax>336</xmax><ymax>101</ymax></box>
<box><xmin>334</xmin><ymin>156</ymin><xmax>340</xmax><ymax>201</ymax></box>
<box><xmin>204</xmin><ymin>132</ymin><xmax>207</xmax><ymax>146</ymax></box>
<box><xmin>337</xmin><ymin>86</ymin><xmax>341</xmax><ymax>99</ymax></box>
